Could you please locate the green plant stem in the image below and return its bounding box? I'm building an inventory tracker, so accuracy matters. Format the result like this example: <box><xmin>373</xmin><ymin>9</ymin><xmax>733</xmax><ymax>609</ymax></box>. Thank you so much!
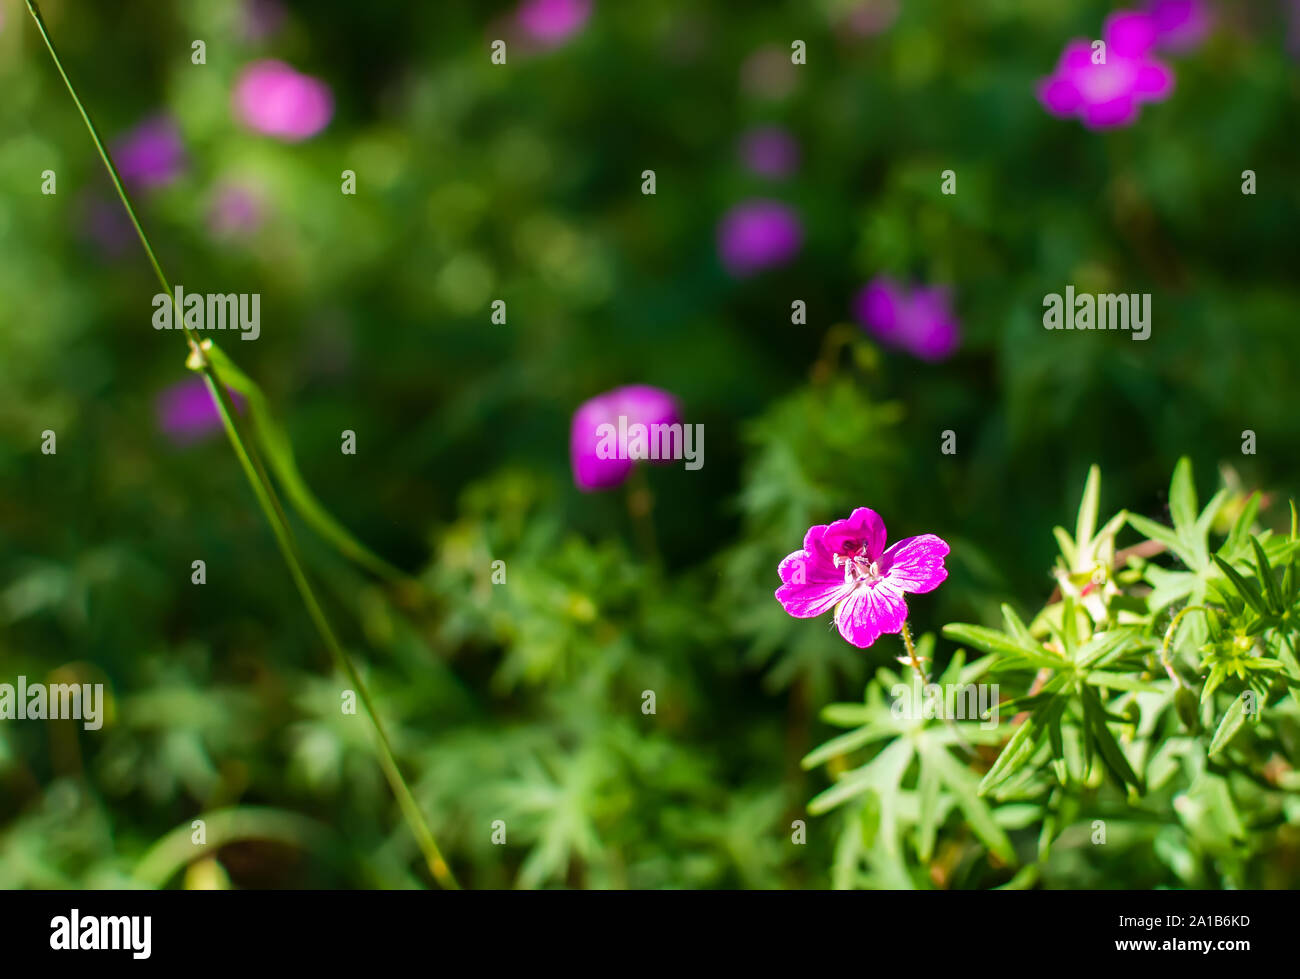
<box><xmin>25</xmin><ymin>0</ymin><xmax>459</xmax><ymax>890</ymax></box>
<box><xmin>899</xmin><ymin>620</ymin><xmax>928</xmax><ymax>684</ymax></box>
<box><xmin>1160</xmin><ymin>605</ymin><xmax>1209</xmax><ymax>687</ymax></box>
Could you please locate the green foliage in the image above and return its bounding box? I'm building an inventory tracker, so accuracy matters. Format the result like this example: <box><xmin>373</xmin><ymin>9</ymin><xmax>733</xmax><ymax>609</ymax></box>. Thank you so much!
<box><xmin>804</xmin><ymin>460</ymin><xmax>1300</xmax><ymax>888</ymax></box>
<box><xmin>4</xmin><ymin>0</ymin><xmax>1299</xmax><ymax>890</ymax></box>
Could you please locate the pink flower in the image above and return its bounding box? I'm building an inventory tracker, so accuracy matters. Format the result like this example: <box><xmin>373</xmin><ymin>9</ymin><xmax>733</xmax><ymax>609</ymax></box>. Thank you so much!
<box><xmin>1036</xmin><ymin>11</ymin><xmax>1175</xmax><ymax>129</ymax></box>
<box><xmin>776</xmin><ymin>508</ymin><xmax>949</xmax><ymax>649</ymax></box>
<box><xmin>156</xmin><ymin>376</ymin><xmax>246</xmax><ymax>447</ymax></box>
<box><xmin>717</xmin><ymin>200</ymin><xmax>803</xmax><ymax>277</ymax></box>
<box><xmin>570</xmin><ymin>385</ymin><xmax>682</xmax><ymax>492</ymax></box>
<box><xmin>737</xmin><ymin>126</ymin><xmax>800</xmax><ymax>179</ymax></box>
<box><xmin>836</xmin><ymin>0</ymin><xmax>900</xmax><ymax>38</ymax></box>
<box><xmin>1144</xmin><ymin>0</ymin><xmax>1213</xmax><ymax>53</ymax></box>
<box><xmin>113</xmin><ymin>115</ymin><xmax>186</xmax><ymax>189</ymax></box>
<box><xmin>853</xmin><ymin>277</ymin><xmax>959</xmax><ymax>361</ymax></box>
<box><xmin>516</xmin><ymin>0</ymin><xmax>592</xmax><ymax>47</ymax></box>
<box><xmin>208</xmin><ymin>183</ymin><xmax>265</xmax><ymax>238</ymax></box>
<box><xmin>232</xmin><ymin>60</ymin><xmax>333</xmax><ymax>142</ymax></box>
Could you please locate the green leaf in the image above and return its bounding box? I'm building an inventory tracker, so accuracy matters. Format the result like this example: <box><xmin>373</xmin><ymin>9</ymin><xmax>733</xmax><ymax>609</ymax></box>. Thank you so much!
<box><xmin>1211</xmin><ymin>555</ymin><xmax>1267</xmax><ymax>616</ymax></box>
<box><xmin>922</xmin><ymin>744</ymin><xmax>1016</xmax><ymax>864</ymax></box>
<box><xmin>915</xmin><ymin>757</ymin><xmax>941</xmax><ymax>862</ymax></box>
<box><xmin>979</xmin><ymin>695</ymin><xmax>1065</xmax><ymax>794</ymax></box>
<box><xmin>1052</xmin><ymin>526</ymin><xmax>1077</xmax><ymax>568</ymax></box>
<box><xmin>1250</xmin><ymin>537</ymin><xmax>1284</xmax><ymax>614</ymax></box>
<box><xmin>942</xmin><ymin>624</ymin><xmax>1064</xmax><ymax>669</ymax></box>
<box><xmin>1083</xmin><ymin>672</ymin><xmax>1164</xmax><ymax>693</ymax></box>
<box><xmin>1075</xmin><ymin>465</ymin><xmax>1101</xmax><ymax>553</ymax></box>
<box><xmin>1220</xmin><ymin>492</ymin><xmax>1261</xmax><ymax>558</ymax></box>
<box><xmin>1208</xmin><ymin>695</ymin><xmax>1249</xmax><ymax>757</ymax></box>
<box><xmin>203</xmin><ymin>346</ymin><xmax>406</xmax><ymax>582</ymax></box>
<box><xmin>1079</xmin><ymin>684</ymin><xmax>1143</xmax><ymax>792</ymax></box>
<box><xmin>1127</xmin><ymin>513</ymin><xmax>1185</xmax><ymax>561</ymax></box>
<box><xmin>1169</xmin><ymin>457</ymin><xmax>1198</xmax><ymax>534</ymax></box>
<box><xmin>801</xmin><ymin>724</ymin><xmax>893</xmax><ymax>770</ymax></box>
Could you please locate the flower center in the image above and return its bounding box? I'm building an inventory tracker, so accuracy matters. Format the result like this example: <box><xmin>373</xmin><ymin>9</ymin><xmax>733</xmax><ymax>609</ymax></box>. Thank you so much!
<box><xmin>1078</xmin><ymin>61</ymin><xmax>1136</xmax><ymax>103</ymax></box>
<box><xmin>835</xmin><ymin>550</ymin><xmax>884</xmax><ymax>587</ymax></box>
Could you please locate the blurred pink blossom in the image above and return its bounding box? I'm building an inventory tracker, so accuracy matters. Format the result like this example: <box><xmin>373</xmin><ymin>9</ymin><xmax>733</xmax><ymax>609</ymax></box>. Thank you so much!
<box><xmin>853</xmin><ymin>277</ymin><xmax>960</xmax><ymax>361</ymax></box>
<box><xmin>516</xmin><ymin>0</ymin><xmax>592</xmax><ymax>47</ymax></box>
<box><xmin>1036</xmin><ymin>11</ymin><xmax>1175</xmax><ymax>128</ymax></box>
<box><xmin>1145</xmin><ymin>0</ymin><xmax>1213</xmax><ymax>52</ymax></box>
<box><xmin>737</xmin><ymin>126</ymin><xmax>800</xmax><ymax>180</ymax></box>
<box><xmin>156</xmin><ymin>376</ymin><xmax>246</xmax><ymax>447</ymax></box>
<box><xmin>233</xmin><ymin>60</ymin><xmax>333</xmax><ymax>141</ymax></box>
<box><xmin>570</xmin><ymin>385</ymin><xmax>682</xmax><ymax>492</ymax></box>
<box><xmin>717</xmin><ymin>200</ymin><xmax>804</xmax><ymax>277</ymax></box>
<box><xmin>113</xmin><ymin>115</ymin><xmax>186</xmax><ymax>189</ymax></box>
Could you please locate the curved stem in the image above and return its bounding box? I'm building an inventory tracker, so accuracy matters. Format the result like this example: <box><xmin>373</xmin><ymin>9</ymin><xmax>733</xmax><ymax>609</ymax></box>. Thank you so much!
<box><xmin>1159</xmin><ymin>605</ymin><xmax>1210</xmax><ymax>687</ymax></box>
<box><xmin>25</xmin><ymin>0</ymin><xmax>459</xmax><ymax>889</ymax></box>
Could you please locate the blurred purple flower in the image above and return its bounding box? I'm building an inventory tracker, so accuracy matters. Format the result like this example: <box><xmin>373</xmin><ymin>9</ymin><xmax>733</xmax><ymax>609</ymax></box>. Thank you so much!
<box><xmin>113</xmin><ymin>116</ymin><xmax>186</xmax><ymax>189</ymax></box>
<box><xmin>1145</xmin><ymin>0</ymin><xmax>1213</xmax><ymax>52</ymax></box>
<box><xmin>737</xmin><ymin>126</ymin><xmax>800</xmax><ymax>180</ymax></box>
<box><xmin>838</xmin><ymin>0</ymin><xmax>900</xmax><ymax>38</ymax></box>
<box><xmin>570</xmin><ymin>385</ymin><xmax>682</xmax><ymax>492</ymax></box>
<box><xmin>81</xmin><ymin>195</ymin><xmax>135</xmax><ymax>259</ymax></box>
<box><xmin>853</xmin><ymin>277</ymin><xmax>960</xmax><ymax>361</ymax></box>
<box><xmin>717</xmin><ymin>200</ymin><xmax>803</xmax><ymax>277</ymax></box>
<box><xmin>1037</xmin><ymin>12</ymin><xmax>1175</xmax><ymax>128</ymax></box>
<box><xmin>233</xmin><ymin>60</ymin><xmax>333</xmax><ymax>142</ymax></box>
<box><xmin>208</xmin><ymin>183</ymin><xmax>265</xmax><ymax>238</ymax></box>
<box><xmin>516</xmin><ymin>0</ymin><xmax>592</xmax><ymax>46</ymax></box>
<box><xmin>156</xmin><ymin>376</ymin><xmax>246</xmax><ymax>447</ymax></box>
<box><xmin>242</xmin><ymin>0</ymin><xmax>287</xmax><ymax>42</ymax></box>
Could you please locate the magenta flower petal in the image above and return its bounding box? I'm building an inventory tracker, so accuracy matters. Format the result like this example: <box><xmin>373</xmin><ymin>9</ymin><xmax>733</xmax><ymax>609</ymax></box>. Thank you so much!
<box><xmin>903</xmin><ymin>288</ymin><xmax>960</xmax><ymax>361</ymax></box>
<box><xmin>1037</xmin><ymin>76</ymin><xmax>1082</xmax><ymax>116</ymax></box>
<box><xmin>1134</xmin><ymin>61</ymin><xmax>1175</xmax><ymax>98</ymax></box>
<box><xmin>880</xmin><ymin>534</ymin><xmax>950</xmax><ymax>594</ymax></box>
<box><xmin>233</xmin><ymin>60</ymin><xmax>333</xmax><ymax>142</ymax></box>
<box><xmin>738</xmin><ymin>126</ymin><xmax>801</xmax><ymax>179</ymax></box>
<box><xmin>569</xmin><ymin>384</ymin><xmax>683</xmax><ymax>492</ymax></box>
<box><xmin>1037</xmin><ymin>24</ymin><xmax>1173</xmax><ymax>128</ymax></box>
<box><xmin>113</xmin><ymin>115</ymin><xmax>186</xmax><ymax>189</ymax></box>
<box><xmin>822</xmin><ymin>507</ymin><xmax>889</xmax><ymax>563</ymax></box>
<box><xmin>775</xmin><ymin>509</ymin><xmax>950</xmax><ymax>650</ymax></box>
<box><xmin>852</xmin><ymin>277</ymin><xmax>906</xmax><ymax>341</ymax></box>
<box><xmin>1146</xmin><ymin>0</ymin><xmax>1213</xmax><ymax>52</ymax></box>
<box><xmin>717</xmin><ymin>199</ymin><xmax>803</xmax><ymax>277</ymax></box>
<box><xmin>1106</xmin><ymin>11</ymin><xmax>1159</xmax><ymax>58</ymax></box>
<box><xmin>1082</xmin><ymin>94</ymin><xmax>1139</xmax><ymax>129</ymax></box>
<box><xmin>854</xmin><ymin>278</ymin><xmax>960</xmax><ymax>361</ymax></box>
<box><xmin>516</xmin><ymin>0</ymin><xmax>591</xmax><ymax>46</ymax></box>
<box><xmin>776</xmin><ymin>548</ymin><xmax>851</xmax><ymax>618</ymax></box>
<box><xmin>835</xmin><ymin>582</ymin><xmax>908</xmax><ymax>648</ymax></box>
<box><xmin>156</xmin><ymin>376</ymin><xmax>245</xmax><ymax>447</ymax></box>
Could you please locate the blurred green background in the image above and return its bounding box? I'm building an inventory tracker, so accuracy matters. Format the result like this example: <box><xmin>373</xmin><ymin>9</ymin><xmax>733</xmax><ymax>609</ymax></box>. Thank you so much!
<box><xmin>2</xmin><ymin>0</ymin><xmax>1299</xmax><ymax>888</ymax></box>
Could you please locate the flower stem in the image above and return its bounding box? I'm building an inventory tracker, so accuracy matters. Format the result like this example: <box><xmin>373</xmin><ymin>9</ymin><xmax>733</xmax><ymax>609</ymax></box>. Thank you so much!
<box><xmin>899</xmin><ymin>620</ymin><xmax>928</xmax><ymax>684</ymax></box>
<box><xmin>25</xmin><ymin>0</ymin><xmax>459</xmax><ymax>890</ymax></box>
<box><xmin>1159</xmin><ymin>605</ymin><xmax>1209</xmax><ymax>687</ymax></box>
